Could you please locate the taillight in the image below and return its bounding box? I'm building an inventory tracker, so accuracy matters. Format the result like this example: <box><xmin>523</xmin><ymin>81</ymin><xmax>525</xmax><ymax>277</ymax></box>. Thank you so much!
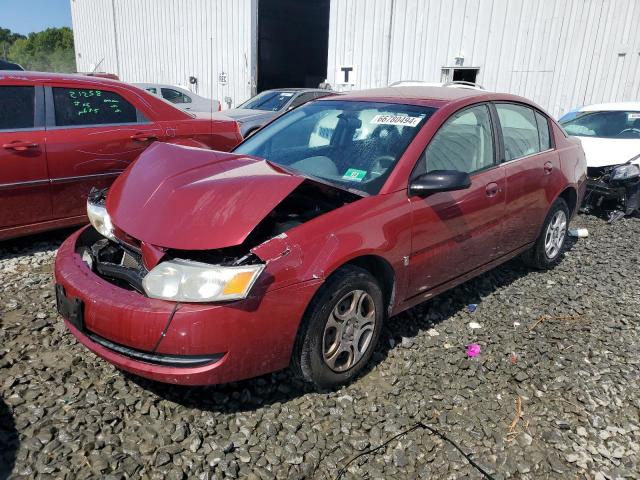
<box><xmin>217</xmin><ymin>101</ymin><xmax>221</xmax><ymax>111</ymax></box>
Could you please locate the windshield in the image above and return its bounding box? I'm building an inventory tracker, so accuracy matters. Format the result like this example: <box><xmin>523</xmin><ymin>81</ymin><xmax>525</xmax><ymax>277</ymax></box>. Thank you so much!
<box><xmin>233</xmin><ymin>100</ymin><xmax>435</xmax><ymax>195</ymax></box>
<box><xmin>560</xmin><ymin>110</ymin><xmax>640</xmax><ymax>139</ymax></box>
<box><xmin>239</xmin><ymin>91</ymin><xmax>296</xmax><ymax>111</ymax></box>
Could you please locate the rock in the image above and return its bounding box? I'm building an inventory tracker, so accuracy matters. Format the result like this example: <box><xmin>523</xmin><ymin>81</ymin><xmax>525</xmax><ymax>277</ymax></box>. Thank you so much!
<box><xmin>392</xmin><ymin>449</ymin><xmax>407</xmax><ymax>468</ymax></box>
<box><xmin>155</xmin><ymin>452</ymin><xmax>171</xmax><ymax>467</ymax></box>
<box><xmin>2</xmin><ymin>216</ymin><xmax>640</xmax><ymax>479</ymax></box>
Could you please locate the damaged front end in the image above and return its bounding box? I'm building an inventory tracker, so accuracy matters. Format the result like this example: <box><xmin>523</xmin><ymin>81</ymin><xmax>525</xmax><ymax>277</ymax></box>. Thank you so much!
<box><xmin>82</xmin><ymin>176</ymin><xmax>358</xmax><ymax>301</ymax></box>
<box><xmin>582</xmin><ymin>157</ymin><xmax>640</xmax><ymax>222</ymax></box>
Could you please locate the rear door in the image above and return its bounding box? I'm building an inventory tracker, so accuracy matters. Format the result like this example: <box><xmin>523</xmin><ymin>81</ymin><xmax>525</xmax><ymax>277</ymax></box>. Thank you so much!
<box><xmin>494</xmin><ymin>103</ymin><xmax>560</xmax><ymax>254</ymax></box>
<box><xmin>0</xmin><ymin>85</ymin><xmax>51</xmax><ymax>229</ymax></box>
<box><xmin>44</xmin><ymin>85</ymin><xmax>163</xmax><ymax>219</ymax></box>
<box><xmin>407</xmin><ymin>104</ymin><xmax>506</xmax><ymax>297</ymax></box>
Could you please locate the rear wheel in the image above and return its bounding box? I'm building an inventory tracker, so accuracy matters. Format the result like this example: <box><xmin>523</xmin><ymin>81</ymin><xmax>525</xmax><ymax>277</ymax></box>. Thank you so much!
<box><xmin>522</xmin><ymin>198</ymin><xmax>569</xmax><ymax>269</ymax></box>
<box><xmin>291</xmin><ymin>265</ymin><xmax>385</xmax><ymax>389</ymax></box>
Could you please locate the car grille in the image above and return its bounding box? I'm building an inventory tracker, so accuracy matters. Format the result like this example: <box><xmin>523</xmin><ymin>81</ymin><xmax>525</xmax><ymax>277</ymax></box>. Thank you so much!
<box><xmin>76</xmin><ymin>227</ymin><xmax>148</xmax><ymax>293</ymax></box>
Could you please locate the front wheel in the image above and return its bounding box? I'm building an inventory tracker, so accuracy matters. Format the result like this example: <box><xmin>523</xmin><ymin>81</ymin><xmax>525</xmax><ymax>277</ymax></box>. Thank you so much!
<box><xmin>291</xmin><ymin>265</ymin><xmax>385</xmax><ymax>389</ymax></box>
<box><xmin>522</xmin><ymin>197</ymin><xmax>569</xmax><ymax>269</ymax></box>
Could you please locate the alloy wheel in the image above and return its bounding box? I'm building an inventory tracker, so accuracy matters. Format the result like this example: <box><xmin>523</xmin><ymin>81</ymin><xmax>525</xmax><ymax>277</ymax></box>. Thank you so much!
<box><xmin>322</xmin><ymin>289</ymin><xmax>376</xmax><ymax>372</ymax></box>
<box><xmin>544</xmin><ymin>209</ymin><xmax>567</xmax><ymax>259</ymax></box>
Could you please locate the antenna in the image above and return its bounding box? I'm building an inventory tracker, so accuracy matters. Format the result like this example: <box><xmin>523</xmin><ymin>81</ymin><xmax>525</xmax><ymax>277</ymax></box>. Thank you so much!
<box><xmin>91</xmin><ymin>57</ymin><xmax>104</xmax><ymax>73</ymax></box>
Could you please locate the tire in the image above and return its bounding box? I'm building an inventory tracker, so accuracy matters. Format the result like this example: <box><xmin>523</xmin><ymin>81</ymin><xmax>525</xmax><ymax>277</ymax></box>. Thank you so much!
<box><xmin>291</xmin><ymin>265</ymin><xmax>385</xmax><ymax>389</ymax></box>
<box><xmin>522</xmin><ymin>197</ymin><xmax>569</xmax><ymax>270</ymax></box>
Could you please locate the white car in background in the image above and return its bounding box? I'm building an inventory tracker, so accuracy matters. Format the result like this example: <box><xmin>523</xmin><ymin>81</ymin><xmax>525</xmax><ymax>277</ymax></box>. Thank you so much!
<box><xmin>134</xmin><ymin>83</ymin><xmax>221</xmax><ymax>113</ymax></box>
<box><xmin>559</xmin><ymin>103</ymin><xmax>640</xmax><ymax>221</ymax></box>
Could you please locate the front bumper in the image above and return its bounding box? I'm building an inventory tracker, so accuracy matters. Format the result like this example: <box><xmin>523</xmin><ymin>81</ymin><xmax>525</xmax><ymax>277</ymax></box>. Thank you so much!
<box><xmin>54</xmin><ymin>227</ymin><xmax>322</xmax><ymax>385</ymax></box>
<box><xmin>583</xmin><ymin>167</ymin><xmax>640</xmax><ymax>215</ymax></box>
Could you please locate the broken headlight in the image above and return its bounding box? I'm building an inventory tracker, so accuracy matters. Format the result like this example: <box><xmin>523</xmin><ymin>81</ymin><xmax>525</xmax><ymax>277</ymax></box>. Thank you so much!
<box><xmin>142</xmin><ymin>259</ymin><xmax>264</xmax><ymax>302</ymax></box>
<box><xmin>611</xmin><ymin>163</ymin><xmax>640</xmax><ymax>181</ymax></box>
<box><xmin>87</xmin><ymin>201</ymin><xmax>115</xmax><ymax>241</ymax></box>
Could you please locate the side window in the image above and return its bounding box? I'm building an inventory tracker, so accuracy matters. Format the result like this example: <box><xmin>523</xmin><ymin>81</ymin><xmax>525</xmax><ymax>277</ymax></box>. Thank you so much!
<box><xmin>0</xmin><ymin>86</ymin><xmax>35</xmax><ymax>130</ymax></box>
<box><xmin>52</xmin><ymin>87</ymin><xmax>138</xmax><ymax>127</ymax></box>
<box><xmin>161</xmin><ymin>88</ymin><xmax>191</xmax><ymax>104</ymax></box>
<box><xmin>145</xmin><ymin>87</ymin><xmax>157</xmax><ymax>94</ymax></box>
<box><xmin>288</xmin><ymin>93</ymin><xmax>316</xmax><ymax>109</ymax></box>
<box><xmin>535</xmin><ymin>111</ymin><xmax>551</xmax><ymax>150</ymax></box>
<box><xmin>421</xmin><ymin>104</ymin><xmax>495</xmax><ymax>175</ymax></box>
<box><xmin>496</xmin><ymin>104</ymin><xmax>541</xmax><ymax>160</ymax></box>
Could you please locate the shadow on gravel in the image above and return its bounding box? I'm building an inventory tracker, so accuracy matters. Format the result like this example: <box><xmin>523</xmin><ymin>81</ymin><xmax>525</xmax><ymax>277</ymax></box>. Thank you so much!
<box><xmin>126</xmin><ymin>243</ymin><xmax>577</xmax><ymax>414</ymax></box>
<box><xmin>0</xmin><ymin>397</ymin><xmax>19</xmax><ymax>480</ymax></box>
<box><xmin>0</xmin><ymin>227</ymin><xmax>77</xmax><ymax>259</ymax></box>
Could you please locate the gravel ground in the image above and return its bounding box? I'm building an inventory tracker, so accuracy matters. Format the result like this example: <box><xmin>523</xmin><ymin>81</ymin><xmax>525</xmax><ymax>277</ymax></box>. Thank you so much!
<box><xmin>1</xmin><ymin>215</ymin><xmax>639</xmax><ymax>480</ymax></box>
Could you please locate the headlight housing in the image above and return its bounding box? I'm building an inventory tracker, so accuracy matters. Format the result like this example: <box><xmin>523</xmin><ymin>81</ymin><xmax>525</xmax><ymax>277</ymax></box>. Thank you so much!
<box><xmin>87</xmin><ymin>201</ymin><xmax>115</xmax><ymax>240</ymax></box>
<box><xmin>142</xmin><ymin>259</ymin><xmax>265</xmax><ymax>302</ymax></box>
<box><xmin>611</xmin><ymin>163</ymin><xmax>640</xmax><ymax>181</ymax></box>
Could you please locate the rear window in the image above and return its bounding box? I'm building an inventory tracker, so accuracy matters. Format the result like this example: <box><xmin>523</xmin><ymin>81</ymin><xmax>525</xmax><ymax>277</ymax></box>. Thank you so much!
<box><xmin>0</xmin><ymin>86</ymin><xmax>35</xmax><ymax>130</ymax></box>
<box><xmin>560</xmin><ymin>110</ymin><xmax>640</xmax><ymax>139</ymax></box>
<box><xmin>52</xmin><ymin>87</ymin><xmax>138</xmax><ymax>127</ymax></box>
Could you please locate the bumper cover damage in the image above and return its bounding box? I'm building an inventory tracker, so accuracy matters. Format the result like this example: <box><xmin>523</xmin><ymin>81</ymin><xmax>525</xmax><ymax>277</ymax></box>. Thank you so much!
<box><xmin>55</xmin><ymin>227</ymin><xmax>323</xmax><ymax>385</ymax></box>
<box><xmin>582</xmin><ymin>165</ymin><xmax>640</xmax><ymax>222</ymax></box>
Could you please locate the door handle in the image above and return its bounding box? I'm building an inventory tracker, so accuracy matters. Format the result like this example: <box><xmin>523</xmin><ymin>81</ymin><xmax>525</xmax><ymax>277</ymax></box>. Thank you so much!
<box><xmin>485</xmin><ymin>182</ymin><xmax>499</xmax><ymax>197</ymax></box>
<box><xmin>130</xmin><ymin>133</ymin><xmax>158</xmax><ymax>142</ymax></box>
<box><xmin>544</xmin><ymin>161</ymin><xmax>553</xmax><ymax>174</ymax></box>
<box><xmin>3</xmin><ymin>141</ymin><xmax>38</xmax><ymax>151</ymax></box>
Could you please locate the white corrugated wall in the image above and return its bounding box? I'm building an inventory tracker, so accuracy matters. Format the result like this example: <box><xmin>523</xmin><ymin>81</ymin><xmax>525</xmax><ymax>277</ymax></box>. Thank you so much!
<box><xmin>71</xmin><ymin>0</ymin><xmax>640</xmax><ymax>117</ymax></box>
<box><xmin>327</xmin><ymin>0</ymin><xmax>640</xmax><ymax>117</ymax></box>
<box><xmin>70</xmin><ymin>0</ymin><xmax>255</xmax><ymax>109</ymax></box>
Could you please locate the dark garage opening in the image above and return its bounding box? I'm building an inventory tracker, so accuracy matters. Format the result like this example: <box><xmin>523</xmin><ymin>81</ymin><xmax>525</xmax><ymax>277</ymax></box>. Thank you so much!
<box><xmin>257</xmin><ymin>0</ymin><xmax>330</xmax><ymax>92</ymax></box>
<box><xmin>453</xmin><ymin>68</ymin><xmax>479</xmax><ymax>84</ymax></box>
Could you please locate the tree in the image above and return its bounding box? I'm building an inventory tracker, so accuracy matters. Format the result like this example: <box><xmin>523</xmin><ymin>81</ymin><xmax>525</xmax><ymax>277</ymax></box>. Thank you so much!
<box><xmin>1</xmin><ymin>26</ymin><xmax>75</xmax><ymax>72</ymax></box>
<box><xmin>0</xmin><ymin>27</ymin><xmax>25</xmax><ymax>60</ymax></box>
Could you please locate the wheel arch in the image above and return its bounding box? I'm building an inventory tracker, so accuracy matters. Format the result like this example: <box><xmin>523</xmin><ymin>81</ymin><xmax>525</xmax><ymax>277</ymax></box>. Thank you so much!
<box><xmin>557</xmin><ymin>185</ymin><xmax>578</xmax><ymax>218</ymax></box>
<box><xmin>328</xmin><ymin>254</ymin><xmax>397</xmax><ymax>316</ymax></box>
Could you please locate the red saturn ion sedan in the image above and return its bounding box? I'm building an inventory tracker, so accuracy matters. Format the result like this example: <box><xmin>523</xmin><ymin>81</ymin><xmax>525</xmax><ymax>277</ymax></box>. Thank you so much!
<box><xmin>0</xmin><ymin>71</ymin><xmax>242</xmax><ymax>241</ymax></box>
<box><xmin>54</xmin><ymin>87</ymin><xmax>586</xmax><ymax>389</ymax></box>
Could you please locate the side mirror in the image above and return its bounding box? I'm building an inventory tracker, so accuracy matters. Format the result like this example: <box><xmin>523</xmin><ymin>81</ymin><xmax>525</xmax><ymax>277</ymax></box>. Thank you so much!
<box><xmin>409</xmin><ymin>170</ymin><xmax>471</xmax><ymax>197</ymax></box>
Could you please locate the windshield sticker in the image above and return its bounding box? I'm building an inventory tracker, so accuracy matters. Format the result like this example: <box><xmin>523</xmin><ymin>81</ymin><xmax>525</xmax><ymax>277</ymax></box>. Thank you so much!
<box><xmin>628</xmin><ymin>113</ymin><xmax>640</xmax><ymax>120</ymax></box>
<box><xmin>371</xmin><ymin>114</ymin><xmax>423</xmax><ymax>127</ymax></box>
<box><xmin>342</xmin><ymin>168</ymin><xmax>367</xmax><ymax>182</ymax></box>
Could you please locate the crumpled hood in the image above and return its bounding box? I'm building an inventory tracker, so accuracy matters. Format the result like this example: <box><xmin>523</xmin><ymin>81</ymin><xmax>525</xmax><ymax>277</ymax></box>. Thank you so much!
<box><xmin>578</xmin><ymin>136</ymin><xmax>640</xmax><ymax>167</ymax></box>
<box><xmin>106</xmin><ymin>142</ymin><xmax>304</xmax><ymax>250</ymax></box>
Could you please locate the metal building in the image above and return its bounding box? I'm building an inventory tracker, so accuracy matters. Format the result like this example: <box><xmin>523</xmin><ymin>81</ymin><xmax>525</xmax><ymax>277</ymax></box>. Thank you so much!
<box><xmin>71</xmin><ymin>0</ymin><xmax>640</xmax><ymax>117</ymax></box>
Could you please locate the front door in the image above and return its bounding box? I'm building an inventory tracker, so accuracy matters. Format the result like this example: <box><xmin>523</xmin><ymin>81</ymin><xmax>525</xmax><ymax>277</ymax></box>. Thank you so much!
<box><xmin>407</xmin><ymin>104</ymin><xmax>506</xmax><ymax>298</ymax></box>
<box><xmin>0</xmin><ymin>85</ymin><xmax>51</xmax><ymax>229</ymax></box>
<box><xmin>44</xmin><ymin>85</ymin><xmax>162</xmax><ymax>219</ymax></box>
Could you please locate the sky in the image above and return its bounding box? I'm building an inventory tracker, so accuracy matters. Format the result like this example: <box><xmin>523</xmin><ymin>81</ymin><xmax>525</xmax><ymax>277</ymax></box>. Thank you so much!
<box><xmin>1</xmin><ymin>0</ymin><xmax>72</xmax><ymax>35</ymax></box>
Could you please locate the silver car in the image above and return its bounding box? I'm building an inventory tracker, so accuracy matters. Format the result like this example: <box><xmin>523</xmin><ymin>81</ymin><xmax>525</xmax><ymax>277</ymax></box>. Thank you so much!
<box><xmin>134</xmin><ymin>83</ymin><xmax>221</xmax><ymax>113</ymax></box>
<box><xmin>220</xmin><ymin>88</ymin><xmax>334</xmax><ymax>136</ymax></box>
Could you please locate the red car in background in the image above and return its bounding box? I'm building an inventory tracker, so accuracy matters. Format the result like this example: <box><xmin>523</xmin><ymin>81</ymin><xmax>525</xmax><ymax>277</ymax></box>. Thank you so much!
<box><xmin>0</xmin><ymin>71</ymin><xmax>242</xmax><ymax>240</ymax></box>
<box><xmin>55</xmin><ymin>87</ymin><xmax>586</xmax><ymax>389</ymax></box>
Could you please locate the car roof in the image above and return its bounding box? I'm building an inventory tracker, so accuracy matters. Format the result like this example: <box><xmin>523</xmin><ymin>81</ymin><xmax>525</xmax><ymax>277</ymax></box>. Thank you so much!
<box><xmin>317</xmin><ymin>86</ymin><xmax>497</xmax><ymax>108</ymax></box>
<box><xmin>579</xmin><ymin>102</ymin><xmax>640</xmax><ymax>112</ymax></box>
<box><xmin>0</xmin><ymin>70</ymin><xmax>124</xmax><ymax>88</ymax></box>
